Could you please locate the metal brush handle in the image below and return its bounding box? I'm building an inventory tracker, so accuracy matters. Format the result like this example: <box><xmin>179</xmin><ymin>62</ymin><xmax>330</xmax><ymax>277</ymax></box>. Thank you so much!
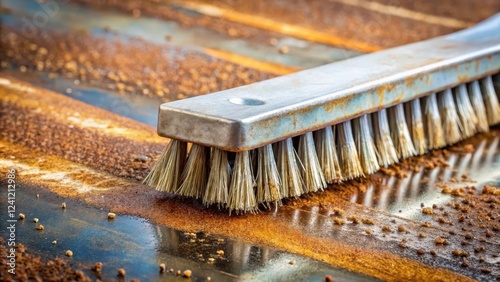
<box><xmin>158</xmin><ymin>14</ymin><xmax>500</xmax><ymax>151</ymax></box>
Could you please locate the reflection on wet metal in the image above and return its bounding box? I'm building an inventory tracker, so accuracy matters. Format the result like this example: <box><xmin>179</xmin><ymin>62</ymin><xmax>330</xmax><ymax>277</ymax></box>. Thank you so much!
<box><xmin>352</xmin><ymin>134</ymin><xmax>500</xmax><ymax>220</ymax></box>
<box><xmin>0</xmin><ymin>184</ymin><xmax>377</xmax><ymax>281</ymax></box>
<box><xmin>2</xmin><ymin>69</ymin><xmax>162</xmax><ymax>127</ymax></box>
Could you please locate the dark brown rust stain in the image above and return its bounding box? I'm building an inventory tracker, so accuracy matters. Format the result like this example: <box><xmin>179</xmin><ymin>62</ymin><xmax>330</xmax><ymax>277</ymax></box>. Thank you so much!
<box><xmin>0</xmin><ymin>76</ymin><xmax>165</xmax><ymax>180</ymax></box>
<box><xmin>0</xmin><ymin>26</ymin><xmax>275</xmax><ymax>103</ymax></box>
<box><xmin>0</xmin><ymin>239</ymin><xmax>93</xmax><ymax>281</ymax></box>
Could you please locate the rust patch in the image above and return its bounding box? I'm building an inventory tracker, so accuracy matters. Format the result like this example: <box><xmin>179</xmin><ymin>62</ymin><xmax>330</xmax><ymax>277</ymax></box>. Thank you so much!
<box><xmin>457</xmin><ymin>74</ymin><xmax>471</xmax><ymax>83</ymax></box>
<box><xmin>324</xmin><ymin>94</ymin><xmax>353</xmax><ymax>113</ymax></box>
<box><xmin>405</xmin><ymin>75</ymin><xmax>416</xmax><ymax>88</ymax></box>
<box><xmin>0</xmin><ymin>76</ymin><xmax>165</xmax><ymax>180</ymax></box>
<box><xmin>425</xmin><ymin>73</ymin><xmax>431</xmax><ymax>86</ymax></box>
<box><xmin>377</xmin><ymin>84</ymin><xmax>395</xmax><ymax>106</ymax></box>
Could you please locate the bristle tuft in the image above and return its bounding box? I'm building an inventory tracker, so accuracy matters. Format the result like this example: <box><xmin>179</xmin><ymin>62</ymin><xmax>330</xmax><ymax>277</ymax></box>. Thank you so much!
<box><xmin>228</xmin><ymin>151</ymin><xmax>258</xmax><ymax>214</ymax></box>
<box><xmin>314</xmin><ymin>126</ymin><xmax>342</xmax><ymax>183</ymax></box>
<box><xmin>204</xmin><ymin>148</ymin><xmax>230</xmax><ymax>208</ymax></box>
<box><xmin>353</xmin><ymin>115</ymin><xmax>380</xmax><ymax>174</ymax></box>
<box><xmin>468</xmin><ymin>81</ymin><xmax>489</xmax><ymax>133</ymax></box>
<box><xmin>298</xmin><ymin>132</ymin><xmax>326</xmax><ymax>193</ymax></box>
<box><xmin>177</xmin><ymin>144</ymin><xmax>208</xmax><ymax>198</ymax></box>
<box><xmin>337</xmin><ymin>120</ymin><xmax>364</xmax><ymax>179</ymax></box>
<box><xmin>405</xmin><ymin>99</ymin><xmax>427</xmax><ymax>155</ymax></box>
<box><xmin>276</xmin><ymin>138</ymin><xmax>304</xmax><ymax>198</ymax></box>
<box><xmin>144</xmin><ymin>140</ymin><xmax>187</xmax><ymax>192</ymax></box>
<box><xmin>256</xmin><ymin>145</ymin><xmax>281</xmax><ymax>207</ymax></box>
<box><xmin>438</xmin><ymin>89</ymin><xmax>463</xmax><ymax>144</ymax></box>
<box><xmin>372</xmin><ymin>109</ymin><xmax>398</xmax><ymax>167</ymax></box>
<box><xmin>389</xmin><ymin>104</ymin><xmax>416</xmax><ymax>159</ymax></box>
<box><xmin>454</xmin><ymin>85</ymin><xmax>478</xmax><ymax>138</ymax></box>
<box><xmin>423</xmin><ymin>93</ymin><xmax>446</xmax><ymax>149</ymax></box>
<box><xmin>481</xmin><ymin>76</ymin><xmax>500</xmax><ymax>125</ymax></box>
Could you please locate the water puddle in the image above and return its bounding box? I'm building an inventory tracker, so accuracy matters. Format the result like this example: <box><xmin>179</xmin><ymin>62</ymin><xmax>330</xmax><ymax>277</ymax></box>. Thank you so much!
<box><xmin>0</xmin><ymin>183</ymin><xmax>377</xmax><ymax>281</ymax></box>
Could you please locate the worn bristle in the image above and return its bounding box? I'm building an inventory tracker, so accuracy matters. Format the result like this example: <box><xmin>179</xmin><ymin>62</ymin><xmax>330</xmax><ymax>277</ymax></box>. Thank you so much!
<box><xmin>372</xmin><ymin>109</ymin><xmax>399</xmax><ymax>167</ymax></box>
<box><xmin>276</xmin><ymin>138</ymin><xmax>304</xmax><ymax>198</ymax></box>
<box><xmin>468</xmin><ymin>81</ymin><xmax>489</xmax><ymax>133</ymax></box>
<box><xmin>298</xmin><ymin>132</ymin><xmax>326</xmax><ymax>193</ymax></box>
<box><xmin>388</xmin><ymin>104</ymin><xmax>416</xmax><ymax>159</ymax></box>
<box><xmin>405</xmin><ymin>99</ymin><xmax>427</xmax><ymax>155</ymax></box>
<box><xmin>256</xmin><ymin>145</ymin><xmax>281</xmax><ymax>207</ymax></box>
<box><xmin>353</xmin><ymin>115</ymin><xmax>380</xmax><ymax>174</ymax></box>
<box><xmin>337</xmin><ymin>120</ymin><xmax>364</xmax><ymax>179</ymax></box>
<box><xmin>438</xmin><ymin>89</ymin><xmax>463</xmax><ymax>144</ymax></box>
<box><xmin>314</xmin><ymin>126</ymin><xmax>342</xmax><ymax>183</ymax></box>
<box><xmin>228</xmin><ymin>151</ymin><xmax>258</xmax><ymax>214</ymax></box>
<box><xmin>144</xmin><ymin>140</ymin><xmax>187</xmax><ymax>192</ymax></box>
<box><xmin>177</xmin><ymin>144</ymin><xmax>208</xmax><ymax>198</ymax></box>
<box><xmin>454</xmin><ymin>84</ymin><xmax>478</xmax><ymax>138</ymax></box>
<box><xmin>423</xmin><ymin>93</ymin><xmax>446</xmax><ymax>149</ymax></box>
<box><xmin>204</xmin><ymin>148</ymin><xmax>229</xmax><ymax>208</ymax></box>
<box><xmin>481</xmin><ymin>76</ymin><xmax>500</xmax><ymax>125</ymax></box>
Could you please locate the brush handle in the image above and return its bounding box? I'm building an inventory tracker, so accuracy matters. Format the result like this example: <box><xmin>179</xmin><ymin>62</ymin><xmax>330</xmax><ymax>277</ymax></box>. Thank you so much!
<box><xmin>158</xmin><ymin>14</ymin><xmax>500</xmax><ymax>151</ymax></box>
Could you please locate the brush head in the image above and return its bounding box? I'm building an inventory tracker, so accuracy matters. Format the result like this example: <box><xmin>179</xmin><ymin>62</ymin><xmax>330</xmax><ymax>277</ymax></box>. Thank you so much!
<box><xmin>146</xmin><ymin>15</ymin><xmax>500</xmax><ymax>213</ymax></box>
<box><xmin>157</xmin><ymin>14</ymin><xmax>500</xmax><ymax>152</ymax></box>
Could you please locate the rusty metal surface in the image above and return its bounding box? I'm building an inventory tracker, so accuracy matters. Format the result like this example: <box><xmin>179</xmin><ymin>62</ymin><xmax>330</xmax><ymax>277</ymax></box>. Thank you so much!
<box><xmin>1</xmin><ymin>73</ymin><xmax>498</xmax><ymax>281</ymax></box>
<box><xmin>1</xmin><ymin>1</ymin><xmax>500</xmax><ymax>281</ymax></box>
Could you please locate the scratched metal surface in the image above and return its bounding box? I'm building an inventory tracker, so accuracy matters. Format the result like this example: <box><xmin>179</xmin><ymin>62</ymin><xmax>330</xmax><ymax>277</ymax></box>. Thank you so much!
<box><xmin>1</xmin><ymin>0</ymin><xmax>500</xmax><ymax>281</ymax></box>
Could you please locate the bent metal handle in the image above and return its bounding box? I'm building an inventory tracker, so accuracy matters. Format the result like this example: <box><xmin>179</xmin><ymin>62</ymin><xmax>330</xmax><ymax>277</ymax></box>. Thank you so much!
<box><xmin>157</xmin><ymin>13</ymin><xmax>500</xmax><ymax>152</ymax></box>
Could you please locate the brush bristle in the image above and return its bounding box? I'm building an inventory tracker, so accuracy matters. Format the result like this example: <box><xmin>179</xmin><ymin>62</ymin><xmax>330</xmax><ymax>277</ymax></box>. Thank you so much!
<box><xmin>204</xmin><ymin>148</ymin><xmax>230</xmax><ymax>208</ymax></box>
<box><xmin>177</xmin><ymin>144</ymin><xmax>208</xmax><ymax>198</ymax></box>
<box><xmin>314</xmin><ymin>126</ymin><xmax>342</xmax><ymax>183</ymax></box>
<box><xmin>255</xmin><ymin>144</ymin><xmax>281</xmax><ymax>207</ymax></box>
<box><xmin>389</xmin><ymin>103</ymin><xmax>416</xmax><ymax>159</ymax></box>
<box><xmin>423</xmin><ymin>93</ymin><xmax>446</xmax><ymax>149</ymax></box>
<box><xmin>372</xmin><ymin>109</ymin><xmax>399</xmax><ymax>167</ymax></box>
<box><xmin>298</xmin><ymin>132</ymin><xmax>326</xmax><ymax>193</ymax></box>
<box><xmin>276</xmin><ymin>138</ymin><xmax>304</xmax><ymax>198</ymax></box>
<box><xmin>144</xmin><ymin>140</ymin><xmax>187</xmax><ymax>192</ymax></box>
<box><xmin>481</xmin><ymin>76</ymin><xmax>500</xmax><ymax>125</ymax></box>
<box><xmin>454</xmin><ymin>84</ymin><xmax>478</xmax><ymax>138</ymax></box>
<box><xmin>353</xmin><ymin>115</ymin><xmax>380</xmax><ymax>174</ymax></box>
<box><xmin>228</xmin><ymin>151</ymin><xmax>258</xmax><ymax>214</ymax></box>
<box><xmin>438</xmin><ymin>89</ymin><xmax>463</xmax><ymax>144</ymax></box>
<box><xmin>405</xmin><ymin>98</ymin><xmax>427</xmax><ymax>155</ymax></box>
<box><xmin>468</xmin><ymin>81</ymin><xmax>489</xmax><ymax>133</ymax></box>
<box><xmin>147</xmin><ymin>74</ymin><xmax>500</xmax><ymax>214</ymax></box>
<box><xmin>337</xmin><ymin>120</ymin><xmax>364</xmax><ymax>179</ymax></box>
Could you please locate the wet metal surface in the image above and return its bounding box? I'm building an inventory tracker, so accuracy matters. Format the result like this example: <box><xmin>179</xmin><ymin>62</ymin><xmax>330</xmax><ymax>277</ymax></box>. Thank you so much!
<box><xmin>353</xmin><ymin>135</ymin><xmax>500</xmax><ymax>221</ymax></box>
<box><xmin>0</xmin><ymin>183</ymin><xmax>376</xmax><ymax>281</ymax></box>
<box><xmin>1</xmin><ymin>0</ymin><xmax>361</xmax><ymax>70</ymax></box>
<box><xmin>2</xmin><ymin>69</ymin><xmax>162</xmax><ymax>127</ymax></box>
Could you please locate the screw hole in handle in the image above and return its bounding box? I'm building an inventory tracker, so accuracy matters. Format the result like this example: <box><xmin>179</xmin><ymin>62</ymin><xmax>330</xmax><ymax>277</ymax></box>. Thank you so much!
<box><xmin>229</xmin><ymin>97</ymin><xmax>266</xmax><ymax>106</ymax></box>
